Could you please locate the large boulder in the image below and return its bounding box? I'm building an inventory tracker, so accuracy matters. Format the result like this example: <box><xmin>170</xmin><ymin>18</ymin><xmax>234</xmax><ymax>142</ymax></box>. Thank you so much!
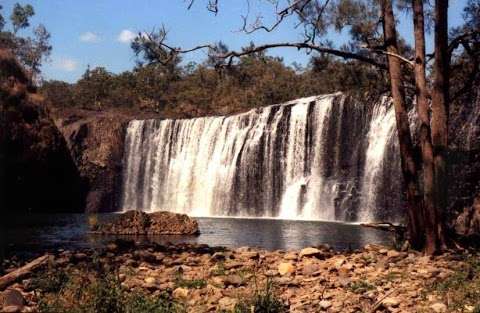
<box><xmin>94</xmin><ymin>210</ymin><xmax>200</xmax><ymax>235</ymax></box>
<box><xmin>0</xmin><ymin>48</ymin><xmax>83</xmax><ymax>213</ymax></box>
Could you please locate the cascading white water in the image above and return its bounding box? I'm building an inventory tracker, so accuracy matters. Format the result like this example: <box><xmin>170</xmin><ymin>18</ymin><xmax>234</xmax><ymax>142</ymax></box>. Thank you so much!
<box><xmin>121</xmin><ymin>93</ymin><xmax>403</xmax><ymax>222</ymax></box>
<box><xmin>358</xmin><ymin>98</ymin><xmax>397</xmax><ymax>221</ymax></box>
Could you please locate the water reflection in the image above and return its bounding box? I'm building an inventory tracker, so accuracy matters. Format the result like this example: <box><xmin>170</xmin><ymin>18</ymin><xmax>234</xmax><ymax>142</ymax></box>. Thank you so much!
<box><xmin>2</xmin><ymin>214</ymin><xmax>393</xmax><ymax>258</ymax></box>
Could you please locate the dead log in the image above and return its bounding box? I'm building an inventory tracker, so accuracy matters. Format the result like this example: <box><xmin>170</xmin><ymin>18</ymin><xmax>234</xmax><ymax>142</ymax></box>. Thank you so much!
<box><xmin>0</xmin><ymin>255</ymin><xmax>49</xmax><ymax>290</ymax></box>
<box><xmin>361</xmin><ymin>222</ymin><xmax>406</xmax><ymax>233</ymax></box>
<box><xmin>361</xmin><ymin>222</ymin><xmax>408</xmax><ymax>248</ymax></box>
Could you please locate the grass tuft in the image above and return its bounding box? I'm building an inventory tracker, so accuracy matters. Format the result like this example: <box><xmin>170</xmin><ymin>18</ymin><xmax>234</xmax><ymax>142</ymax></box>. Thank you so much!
<box><xmin>233</xmin><ymin>278</ymin><xmax>286</xmax><ymax>313</ymax></box>
<box><xmin>348</xmin><ymin>279</ymin><xmax>375</xmax><ymax>294</ymax></box>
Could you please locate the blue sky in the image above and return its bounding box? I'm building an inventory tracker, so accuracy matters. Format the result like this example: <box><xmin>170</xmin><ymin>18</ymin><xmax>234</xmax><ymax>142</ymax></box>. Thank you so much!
<box><xmin>2</xmin><ymin>0</ymin><xmax>469</xmax><ymax>83</ymax></box>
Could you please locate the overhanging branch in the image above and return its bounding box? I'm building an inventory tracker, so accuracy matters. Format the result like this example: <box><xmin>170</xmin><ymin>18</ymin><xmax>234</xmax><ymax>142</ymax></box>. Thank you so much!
<box><xmin>147</xmin><ymin>39</ymin><xmax>387</xmax><ymax>70</ymax></box>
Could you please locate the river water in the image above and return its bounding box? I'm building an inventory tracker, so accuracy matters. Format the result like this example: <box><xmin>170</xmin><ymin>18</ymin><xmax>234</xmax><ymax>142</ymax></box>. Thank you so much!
<box><xmin>1</xmin><ymin>214</ymin><xmax>393</xmax><ymax>258</ymax></box>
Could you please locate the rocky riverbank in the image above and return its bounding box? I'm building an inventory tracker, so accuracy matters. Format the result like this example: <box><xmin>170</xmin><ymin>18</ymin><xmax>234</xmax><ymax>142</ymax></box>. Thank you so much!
<box><xmin>1</xmin><ymin>241</ymin><xmax>478</xmax><ymax>312</ymax></box>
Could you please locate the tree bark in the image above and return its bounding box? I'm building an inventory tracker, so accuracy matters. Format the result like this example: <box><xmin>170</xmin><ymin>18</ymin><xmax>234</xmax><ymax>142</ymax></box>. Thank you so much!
<box><xmin>431</xmin><ymin>0</ymin><xmax>449</xmax><ymax>250</ymax></box>
<box><xmin>382</xmin><ymin>0</ymin><xmax>424</xmax><ymax>249</ymax></box>
<box><xmin>412</xmin><ymin>0</ymin><xmax>438</xmax><ymax>254</ymax></box>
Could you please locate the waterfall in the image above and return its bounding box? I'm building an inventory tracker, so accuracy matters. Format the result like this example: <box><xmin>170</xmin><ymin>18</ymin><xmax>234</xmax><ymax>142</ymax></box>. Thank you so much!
<box><xmin>121</xmin><ymin>93</ymin><xmax>403</xmax><ymax>222</ymax></box>
<box><xmin>358</xmin><ymin>98</ymin><xmax>397</xmax><ymax>221</ymax></box>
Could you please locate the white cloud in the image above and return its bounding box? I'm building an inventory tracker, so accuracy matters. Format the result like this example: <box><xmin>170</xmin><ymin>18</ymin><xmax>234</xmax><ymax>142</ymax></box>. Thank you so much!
<box><xmin>79</xmin><ymin>32</ymin><xmax>101</xmax><ymax>43</ymax></box>
<box><xmin>54</xmin><ymin>58</ymin><xmax>78</xmax><ymax>72</ymax></box>
<box><xmin>117</xmin><ymin>29</ymin><xmax>136</xmax><ymax>43</ymax></box>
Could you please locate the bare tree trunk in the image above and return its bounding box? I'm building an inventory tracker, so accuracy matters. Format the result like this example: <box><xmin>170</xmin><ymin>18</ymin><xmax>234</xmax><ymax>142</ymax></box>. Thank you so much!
<box><xmin>431</xmin><ymin>0</ymin><xmax>449</xmax><ymax>249</ymax></box>
<box><xmin>412</xmin><ymin>0</ymin><xmax>438</xmax><ymax>254</ymax></box>
<box><xmin>382</xmin><ymin>0</ymin><xmax>424</xmax><ymax>249</ymax></box>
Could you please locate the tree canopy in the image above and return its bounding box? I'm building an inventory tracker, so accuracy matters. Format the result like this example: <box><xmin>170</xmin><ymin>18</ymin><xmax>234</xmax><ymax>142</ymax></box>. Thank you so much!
<box><xmin>0</xmin><ymin>3</ymin><xmax>51</xmax><ymax>78</ymax></box>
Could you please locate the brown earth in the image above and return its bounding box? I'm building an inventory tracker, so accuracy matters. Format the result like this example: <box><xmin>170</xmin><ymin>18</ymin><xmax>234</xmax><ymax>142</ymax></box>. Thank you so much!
<box><xmin>1</xmin><ymin>242</ymin><xmax>476</xmax><ymax>312</ymax></box>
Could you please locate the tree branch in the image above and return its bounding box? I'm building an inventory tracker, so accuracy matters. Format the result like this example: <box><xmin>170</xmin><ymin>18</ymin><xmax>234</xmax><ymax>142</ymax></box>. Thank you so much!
<box><xmin>149</xmin><ymin>39</ymin><xmax>387</xmax><ymax>70</ymax></box>
<box><xmin>371</xmin><ymin>49</ymin><xmax>414</xmax><ymax>67</ymax></box>
<box><xmin>448</xmin><ymin>30</ymin><xmax>480</xmax><ymax>59</ymax></box>
<box><xmin>240</xmin><ymin>0</ymin><xmax>315</xmax><ymax>34</ymax></box>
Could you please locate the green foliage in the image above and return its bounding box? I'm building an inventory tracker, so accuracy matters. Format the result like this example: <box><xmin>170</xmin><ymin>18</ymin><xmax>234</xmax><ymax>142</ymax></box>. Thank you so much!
<box><xmin>211</xmin><ymin>261</ymin><xmax>226</xmax><ymax>276</ymax></box>
<box><xmin>39</xmin><ymin>80</ymin><xmax>74</xmax><ymax>108</ymax></box>
<box><xmin>233</xmin><ymin>279</ymin><xmax>286</xmax><ymax>313</ymax></box>
<box><xmin>0</xmin><ymin>3</ymin><xmax>51</xmax><ymax>76</ymax></box>
<box><xmin>36</xmin><ymin>267</ymin><xmax>184</xmax><ymax>313</ymax></box>
<box><xmin>31</xmin><ymin>268</ymin><xmax>69</xmax><ymax>293</ymax></box>
<box><xmin>430</xmin><ymin>255</ymin><xmax>480</xmax><ymax>312</ymax></box>
<box><xmin>41</xmin><ymin>48</ymin><xmax>384</xmax><ymax>114</ymax></box>
<box><xmin>348</xmin><ymin>279</ymin><xmax>375</xmax><ymax>294</ymax></box>
<box><xmin>302</xmin><ymin>54</ymin><xmax>388</xmax><ymax>97</ymax></box>
<box><xmin>10</xmin><ymin>3</ymin><xmax>34</xmax><ymax>33</ymax></box>
<box><xmin>383</xmin><ymin>271</ymin><xmax>404</xmax><ymax>282</ymax></box>
<box><xmin>124</xmin><ymin>291</ymin><xmax>184</xmax><ymax>313</ymax></box>
<box><xmin>174</xmin><ymin>271</ymin><xmax>207</xmax><ymax>289</ymax></box>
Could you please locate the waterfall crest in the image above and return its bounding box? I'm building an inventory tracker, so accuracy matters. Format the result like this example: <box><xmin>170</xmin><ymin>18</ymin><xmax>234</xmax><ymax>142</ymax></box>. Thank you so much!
<box><xmin>121</xmin><ymin>93</ymin><xmax>403</xmax><ymax>222</ymax></box>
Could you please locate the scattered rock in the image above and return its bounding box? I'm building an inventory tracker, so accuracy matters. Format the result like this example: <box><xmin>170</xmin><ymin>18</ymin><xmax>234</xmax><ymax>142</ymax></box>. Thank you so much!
<box><xmin>210</xmin><ymin>252</ymin><xmax>226</xmax><ymax>262</ymax></box>
<box><xmin>144</xmin><ymin>277</ymin><xmax>156</xmax><ymax>285</ymax></box>
<box><xmin>134</xmin><ymin>250</ymin><xmax>156</xmax><ymax>263</ymax></box>
<box><xmin>241</xmin><ymin>251</ymin><xmax>260</xmax><ymax>260</ymax></box>
<box><xmin>2</xmin><ymin>306</ymin><xmax>22</xmax><ymax>313</ymax></box>
<box><xmin>319</xmin><ymin>300</ymin><xmax>332</xmax><ymax>310</ymax></box>
<box><xmin>173</xmin><ymin>287</ymin><xmax>189</xmax><ymax>300</ymax></box>
<box><xmin>1</xmin><ymin>289</ymin><xmax>25</xmax><ymax>313</ymax></box>
<box><xmin>223</xmin><ymin>275</ymin><xmax>244</xmax><ymax>287</ymax></box>
<box><xmin>430</xmin><ymin>302</ymin><xmax>447</xmax><ymax>313</ymax></box>
<box><xmin>386</xmin><ymin>250</ymin><xmax>401</xmax><ymax>259</ymax></box>
<box><xmin>299</xmin><ymin>247</ymin><xmax>323</xmax><ymax>259</ymax></box>
<box><xmin>106</xmin><ymin>243</ymin><xmax>118</xmax><ymax>253</ymax></box>
<box><xmin>278</xmin><ymin>262</ymin><xmax>295</xmax><ymax>276</ymax></box>
<box><xmin>302</xmin><ymin>262</ymin><xmax>320</xmax><ymax>276</ymax></box>
<box><xmin>73</xmin><ymin>253</ymin><xmax>88</xmax><ymax>262</ymax></box>
<box><xmin>8</xmin><ymin>241</ymin><xmax>468</xmax><ymax>313</ymax></box>
<box><xmin>284</xmin><ymin>252</ymin><xmax>298</xmax><ymax>260</ymax></box>
<box><xmin>218</xmin><ymin>297</ymin><xmax>237</xmax><ymax>311</ymax></box>
<box><xmin>224</xmin><ymin>261</ymin><xmax>243</xmax><ymax>270</ymax></box>
<box><xmin>382</xmin><ymin>297</ymin><xmax>400</xmax><ymax>308</ymax></box>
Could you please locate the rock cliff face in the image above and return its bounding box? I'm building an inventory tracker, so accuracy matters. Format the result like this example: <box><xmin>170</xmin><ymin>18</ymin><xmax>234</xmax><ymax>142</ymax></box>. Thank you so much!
<box><xmin>455</xmin><ymin>194</ymin><xmax>480</xmax><ymax>241</ymax></box>
<box><xmin>53</xmin><ymin>109</ymin><xmax>132</xmax><ymax>212</ymax></box>
<box><xmin>0</xmin><ymin>49</ymin><xmax>83</xmax><ymax>213</ymax></box>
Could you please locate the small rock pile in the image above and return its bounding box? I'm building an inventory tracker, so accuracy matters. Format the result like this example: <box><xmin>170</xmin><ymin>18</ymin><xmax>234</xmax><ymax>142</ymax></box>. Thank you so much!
<box><xmin>93</xmin><ymin>210</ymin><xmax>200</xmax><ymax>235</ymax></box>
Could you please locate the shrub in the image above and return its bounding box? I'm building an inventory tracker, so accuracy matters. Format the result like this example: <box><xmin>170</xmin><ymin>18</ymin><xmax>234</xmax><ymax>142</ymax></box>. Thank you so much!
<box><xmin>36</xmin><ymin>268</ymin><xmax>184</xmax><ymax>313</ymax></box>
<box><xmin>233</xmin><ymin>279</ymin><xmax>286</xmax><ymax>313</ymax></box>
<box><xmin>348</xmin><ymin>279</ymin><xmax>375</xmax><ymax>294</ymax></box>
